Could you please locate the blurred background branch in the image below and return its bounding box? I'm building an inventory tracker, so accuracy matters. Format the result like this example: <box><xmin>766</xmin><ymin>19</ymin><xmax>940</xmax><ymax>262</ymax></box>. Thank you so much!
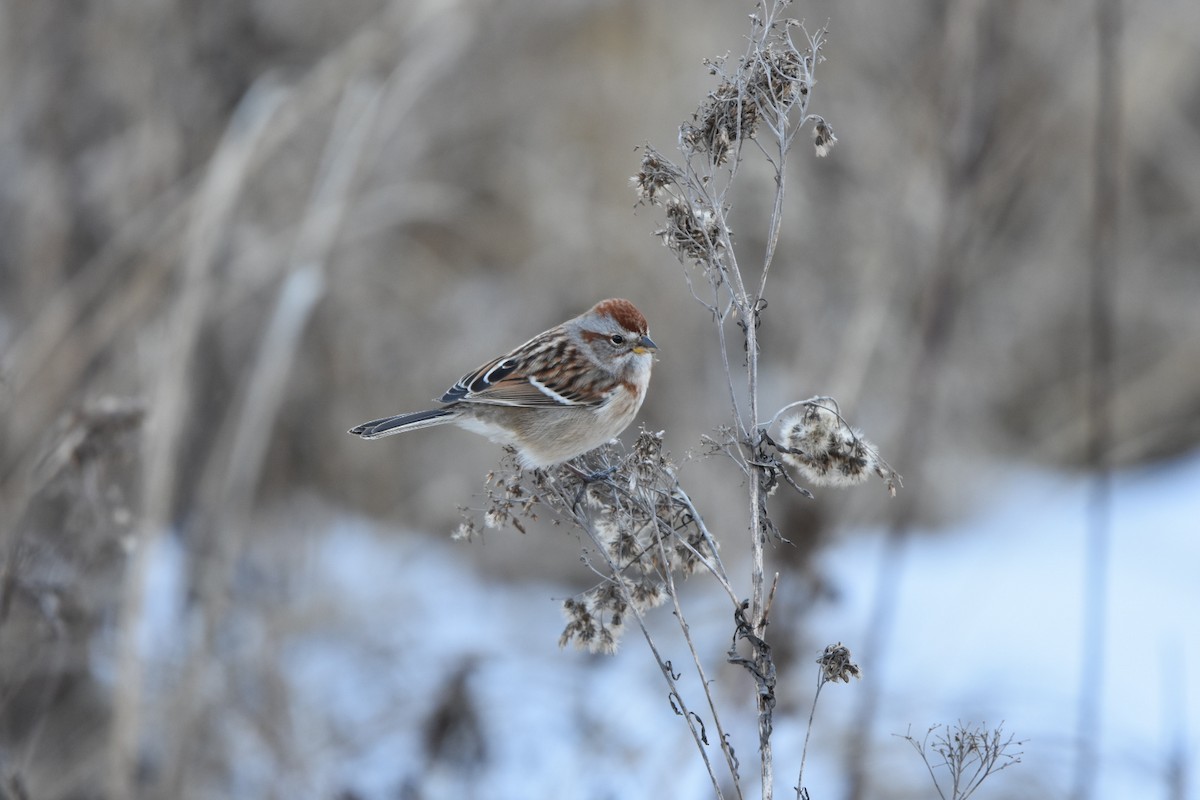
<box><xmin>1074</xmin><ymin>0</ymin><xmax>1122</xmax><ymax>797</ymax></box>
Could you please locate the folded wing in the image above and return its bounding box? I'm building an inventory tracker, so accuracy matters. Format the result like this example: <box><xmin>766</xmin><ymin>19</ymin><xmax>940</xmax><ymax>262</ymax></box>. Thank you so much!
<box><xmin>441</xmin><ymin>351</ymin><xmax>594</xmax><ymax>408</ymax></box>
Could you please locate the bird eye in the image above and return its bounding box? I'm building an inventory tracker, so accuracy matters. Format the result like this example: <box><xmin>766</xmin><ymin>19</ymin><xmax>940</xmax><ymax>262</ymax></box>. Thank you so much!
<box><xmin>610</xmin><ymin>334</ymin><xmax>625</xmax><ymax>345</ymax></box>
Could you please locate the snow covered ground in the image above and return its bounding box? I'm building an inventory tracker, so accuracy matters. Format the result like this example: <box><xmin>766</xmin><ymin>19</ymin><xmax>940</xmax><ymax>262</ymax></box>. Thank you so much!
<box><xmin>131</xmin><ymin>452</ymin><xmax>1200</xmax><ymax>798</ymax></box>
<box><xmin>809</xmin><ymin>453</ymin><xmax>1200</xmax><ymax>799</ymax></box>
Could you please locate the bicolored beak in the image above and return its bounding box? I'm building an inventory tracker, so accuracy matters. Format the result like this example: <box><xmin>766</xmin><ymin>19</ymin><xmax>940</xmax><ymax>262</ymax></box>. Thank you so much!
<box><xmin>632</xmin><ymin>335</ymin><xmax>658</xmax><ymax>355</ymax></box>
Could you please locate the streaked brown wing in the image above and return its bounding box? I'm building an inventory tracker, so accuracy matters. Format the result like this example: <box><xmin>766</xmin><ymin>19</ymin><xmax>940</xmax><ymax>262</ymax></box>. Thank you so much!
<box><xmin>440</xmin><ymin>345</ymin><xmax>594</xmax><ymax>408</ymax></box>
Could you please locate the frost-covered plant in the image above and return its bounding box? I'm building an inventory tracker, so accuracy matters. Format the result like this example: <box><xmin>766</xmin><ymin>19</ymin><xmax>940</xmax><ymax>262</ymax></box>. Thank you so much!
<box><xmin>461</xmin><ymin>3</ymin><xmax>898</xmax><ymax>798</ymax></box>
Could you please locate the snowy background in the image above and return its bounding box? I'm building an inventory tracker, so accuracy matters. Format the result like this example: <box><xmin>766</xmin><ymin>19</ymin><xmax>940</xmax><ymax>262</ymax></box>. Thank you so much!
<box><xmin>117</xmin><ymin>451</ymin><xmax>1199</xmax><ymax>799</ymax></box>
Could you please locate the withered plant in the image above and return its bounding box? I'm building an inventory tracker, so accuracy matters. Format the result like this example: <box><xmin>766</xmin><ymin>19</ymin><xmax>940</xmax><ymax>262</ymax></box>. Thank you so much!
<box><xmin>459</xmin><ymin>3</ymin><xmax>897</xmax><ymax>797</ymax></box>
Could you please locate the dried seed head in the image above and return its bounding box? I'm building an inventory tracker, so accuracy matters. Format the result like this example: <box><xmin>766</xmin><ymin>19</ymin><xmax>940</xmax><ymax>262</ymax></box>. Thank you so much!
<box><xmin>452</xmin><ymin>520</ymin><xmax>477</xmax><ymax>542</ymax></box>
<box><xmin>632</xmin><ymin>147</ymin><xmax>683</xmax><ymax>205</ymax></box>
<box><xmin>659</xmin><ymin>198</ymin><xmax>726</xmax><ymax>265</ymax></box>
<box><xmin>682</xmin><ymin>37</ymin><xmax>813</xmax><ymax>166</ymax></box>
<box><xmin>748</xmin><ymin>44</ymin><xmax>807</xmax><ymax>112</ymax></box>
<box><xmin>778</xmin><ymin>398</ymin><xmax>897</xmax><ymax>493</ymax></box>
<box><xmin>558</xmin><ymin>584</ymin><xmax>631</xmax><ymax>655</ymax></box>
<box><xmin>817</xmin><ymin>642</ymin><xmax>861</xmax><ymax>683</ymax></box>
<box><xmin>812</xmin><ymin>116</ymin><xmax>837</xmax><ymax>157</ymax></box>
<box><xmin>559</xmin><ymin>597</ymin><xmax>601</xmax><ymax>651</ymax></box>
<box><xmin>628</xmin><ymin>579</ymin><xmax>667</xmax><ymax>610</ymax></box>
<box><xmin>682</xmin><ymin>78</ymin><xmax>759</xmax><ymax>165</ymax></box>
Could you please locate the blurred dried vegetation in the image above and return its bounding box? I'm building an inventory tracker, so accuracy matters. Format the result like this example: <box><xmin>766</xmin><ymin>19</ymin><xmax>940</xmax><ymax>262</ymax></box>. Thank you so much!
<box><xmin>0</xmin><ymin>0</ymin><xmax>1198</xmax><ymax>796</ymax></box>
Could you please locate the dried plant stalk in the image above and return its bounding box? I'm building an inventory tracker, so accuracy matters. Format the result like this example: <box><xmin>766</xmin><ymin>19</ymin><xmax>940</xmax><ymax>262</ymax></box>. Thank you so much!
<box><xmin>462</xmin><ymin>5</ymin><xmax>899</xmax><ymax>798</ymax></box>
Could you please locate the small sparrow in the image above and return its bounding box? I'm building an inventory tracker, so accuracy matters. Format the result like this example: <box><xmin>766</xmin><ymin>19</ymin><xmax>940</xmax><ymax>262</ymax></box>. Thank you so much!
<box><xmin>349</xmin><ymin>298</ymin><xmax>657</xmax><ymax>468</ymax></box>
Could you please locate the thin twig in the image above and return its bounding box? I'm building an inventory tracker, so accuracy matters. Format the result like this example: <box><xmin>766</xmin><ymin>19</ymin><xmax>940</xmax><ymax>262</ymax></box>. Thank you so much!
<box><xmin>795</xmin><ymin>675</ymin><xmax>827</xmax><ymax>798</ymax></box>
<box><xmin>652</xmin><ymin>519</ymin><xmax>744</xmax><ymax>799</ymax></box>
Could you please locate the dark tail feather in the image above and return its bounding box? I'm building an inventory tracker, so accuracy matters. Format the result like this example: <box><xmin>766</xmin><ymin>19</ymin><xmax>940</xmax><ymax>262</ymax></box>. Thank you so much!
<box><xmin>348</xmin><ymin>408</ymin><xmax>456</xmax><ymax>439</ymax></box>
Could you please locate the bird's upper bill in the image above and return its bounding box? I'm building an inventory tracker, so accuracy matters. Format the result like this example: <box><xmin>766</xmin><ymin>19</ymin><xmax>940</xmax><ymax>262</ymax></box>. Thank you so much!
<box><xmin>632</xmin><ymin>335</ymin><xmax>658</xmax><ymax>355</ymax></box>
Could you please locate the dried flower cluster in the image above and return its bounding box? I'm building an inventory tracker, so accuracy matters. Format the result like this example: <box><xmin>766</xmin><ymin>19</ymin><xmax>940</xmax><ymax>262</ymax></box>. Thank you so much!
<box><xmin>454</xmin><ymin>464</ymin><xmax>540</xmax><ymax>539</ymax></box>
<box><xmin>632</xmin><ymin>147</ymin><xmax>729</xmax><ymax>268</ymax></box>
<box><xmin>459</xmin><ymin>431</ymin><xmax>718</xmax><ymax>654</ymax></box>
<box><xmin>559</xmin><ymin>576</ymin><xmax>663</xmax><ymax>656</ymax></box>
<box><xmin>816</xmin><ymin>642</ymin><xmax>861</xmax><ymax>684</ymax></box>
<box><xmin>681</xmin><ymin>74</ymin><xmax>756</xmax><ymax>166</ymax></box>
<box><xmin>631</xmin><ymin>146</ymin><xmax>683</xmax><ymax>206</ymax></box>
<box><xmin>775</xmin><ymin>397</ymin><xmax>900</xmax><ymax>495</ymax></box>
<box><xmin>900</xmin><ymin>722</ymin><xmax>1025</xmax><ymax>800</ymax></box>
<box><xmin>632</xmin><ymin>20</ymin><xmax>833</xmax><ymax>275</ymax></box>
<box><xmin>683</xmin><ymin>38</ymin><xmax>812</xmax><ymax>166</ymax></box>
<box><xmin>661</xmin><ymin>198</ymin><xmax>726</xmax><ymax>265</ymax></box>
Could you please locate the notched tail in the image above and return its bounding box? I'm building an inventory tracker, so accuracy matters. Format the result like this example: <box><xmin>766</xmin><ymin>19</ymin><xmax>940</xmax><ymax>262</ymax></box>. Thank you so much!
<box><xmin>348</xmin><ymin>408</ymin><xmax>455</xmax><ymax>439</ymax></box>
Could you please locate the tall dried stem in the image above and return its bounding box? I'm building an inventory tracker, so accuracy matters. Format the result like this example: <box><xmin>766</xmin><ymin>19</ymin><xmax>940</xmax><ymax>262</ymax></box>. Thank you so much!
<box><xmin>464</xmin><ymin>5</ymin><xmax>900</xmax><ymax>798</ymax></box>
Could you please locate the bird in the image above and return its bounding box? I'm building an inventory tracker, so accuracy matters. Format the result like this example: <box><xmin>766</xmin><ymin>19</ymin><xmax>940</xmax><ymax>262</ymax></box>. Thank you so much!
<box><xmin>348</xmin><ymin>298</ymin><xmax>657</xmax><ymax>468</ymax></box>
